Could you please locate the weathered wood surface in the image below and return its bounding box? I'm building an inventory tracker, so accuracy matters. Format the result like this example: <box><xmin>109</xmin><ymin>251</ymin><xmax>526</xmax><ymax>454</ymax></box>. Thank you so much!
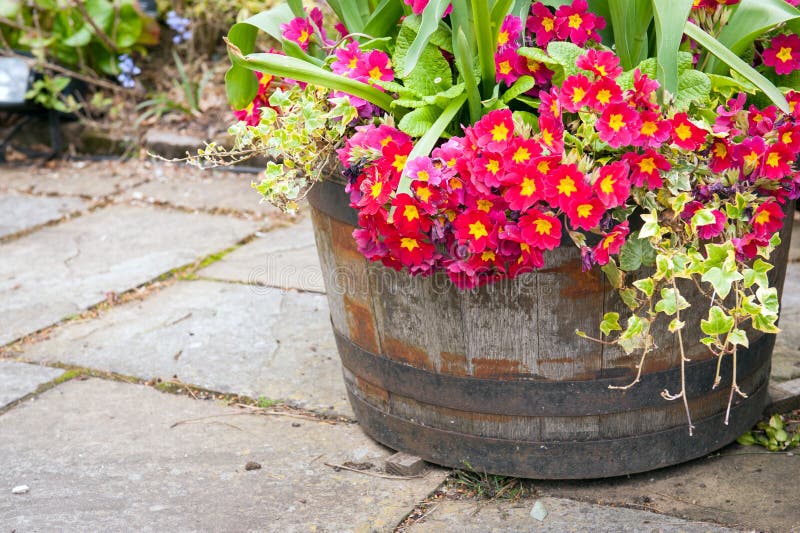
<box><xmin>308</xmin><ymin>190</ymin><xmax>791</xmax><ymax>477</ymax></box>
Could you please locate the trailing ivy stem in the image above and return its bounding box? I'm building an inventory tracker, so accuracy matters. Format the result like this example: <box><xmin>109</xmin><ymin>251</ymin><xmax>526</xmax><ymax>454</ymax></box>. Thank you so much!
<box><xmin>724</xmin><ymin>283</ymin><xmax>747</xmax><ymax>425</ymax></box>
<box><xmin>608</xmin><ymin>347</ymin><xmax>651</xmax><ymax>391</ymax></box>
<box><xmin>673</xmin><ymin>278</ymin><xmax>695</xmax><ymax>436</ymax></box>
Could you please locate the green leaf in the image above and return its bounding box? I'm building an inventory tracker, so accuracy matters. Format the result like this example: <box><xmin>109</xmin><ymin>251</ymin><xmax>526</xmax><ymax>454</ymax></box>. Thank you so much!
<box><xmin>633</xmin><ymin>278</ymin><xmax>655</xmax><ymax>298</ymax></box>
<box><xmin>753</xmin><ymin>311</ymin><xmax>780</xmax><ymax>334</ymax></box>
<box><xmin>607</xmin><ymin>0</ymin><xmax>652</xmax><ymax>70</ymax></box>
<box><xmin>362</xmin><ymin>0</ymin><xmax>404</xmax><ymax>38</ymax></box>
<box><xmin>708</xmin><ymin>73</ymin><xmax>758</xmax><ymax>99</ymax></box>
<box><xmin>638</xmin><ymin>210</ymin><xmax>660</xmax><ymax>239</ymax></box>
<box><xmin>403</xmin><ymin>1</ymin><xmax>451</xmax><ymax>76</ymax></box>
<box><xmin>619</xmin><ymin>237</ymin><xmax>657</xmax><ymax>272</ymax></box>
<box><xmin>757</xmin><ymin>286</ymin><xmax>780</xmax><ymax>314</ymax></box>
<box><xmin>600</xmin><ymin>312</ymin><xmax>622</xmax><ymax>336</ymax></box>
<box><xmin>655</xmin><ymin>287</ymin><xmax>690</xmax><ymax>316</ymax></box>
<box><xmin>398</xmin><ymin>105</ymin><xmax>441</xmax><ymax>136</ymax></box>
<box><xmin>602</xmin><ymin>261</ymin><xmax>624</xmax><ymax>289</ymax></box>
<box><xmin>737</xmin><ymin>432</ymin><xmax>757</xmax><ymax>446</ymax></box>
<box><xmin>454</xmin><ymin>27</ymin><xmax>482</xmax><ymax>123</ymax></box>
<box><xmin>704</xmin><ymin>242</ymin><xmax>735</xmax><ymax>270</ymax></box>
<box><xmin>619</xmin><ymin>288</ymin><xmax>640</xmax><ymax>311</ymax></box>
<box><xmin>115</xmin><ymin>1</ymin><xmax>143</xmax><ymax>48</ymax></box>
<box><xmin>674</xmin><ymin>70</ymin><xmax>711</xmax><ymax>111</ymax></box>
<box><xmin>712</xmin><ymin>0</ymin><xmax>800</xmax><ymax>74</ymax></box>
<box><xmin>502</xmin><ymin>76</ymin><xmax>536</xmax><ymax>103</ymax></box>
<box><xmin>326</xmin><ymin>0</ymin><xmax>367</xmax><ymax>34</ymax></box>
<box><xmin>701</xmin><ymin>266</ymin><xmax>743</xmax><ymax>299</ymax></box>
<box><xmin>683</xmin><ymin>22</ymin><xmax>790</xmax><ymax>113</ymax></box>
<box><xmin>616</xmin><ymin>58</ymin><xmax>657</xmax><ymax>91</ymax></box>
<box><xmin>618</xmin><ymin>315</ymin><xmax>650</xmax><ymax>354</ymax></box>
<box><xmin>394</xmin><ymin>19</ymin><xmax>453</xmax><ymax>96</ymax></box>
<box><xmin>651</xmin><ymin>0</ymin><xmax>693</xmax><ymax>102</ymax></box>
<box><xmin>727</xmin><ymin>329</ymin><xmax>749</xmax><ymax>348</ymax></box>
<box><xmin>701</xmin><ymin>306</ymin><xmax>735</xmax><ymax>336</ymax></box>
<box><xmin>546</xmin><ymin>41</ymin><xmax>586</xmax><ymax>80</ymax></box>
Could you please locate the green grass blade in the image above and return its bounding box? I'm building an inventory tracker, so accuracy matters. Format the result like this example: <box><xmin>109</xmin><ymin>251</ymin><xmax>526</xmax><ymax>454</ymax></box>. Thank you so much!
<box><xmin>229</xmin><ymin>49</ymin><xmax>395</xmax><ymax>112</ymax></box>
<box><xmin>362</xmin><ymin>0</ymin><xmax>404</xmax><ymax>38</ymax></box>
<box><xmin>684</xmin><ymin>22</ymin><xmax>790</xmax><ymax>113</ymax></box>
<box><xmin>471</xmin><ymin>0</ymin><xmax>496</xmax><ymax>98</ymax></box>
<box><xmin>512</xmin><ymin>0</ymin><xmax>532</xmax><ymax>21</ymax></box>
<box><xmin>651</xmin><ymin>0</ymin><xmax>693</xmax><ymax>103</ymax></box>
<box><xmin>455</xmin><ymin>27</ymin><xmax>482</xmax><ymax>123</ymax></box>
<box><xmin>403</xmin><ymin>0</ymin><xmax>451</xmax><ymax>77</ymax></box>
<box><xmin>392</xmin><ymin>93</ymin><xmax>468</xmax><ymax>208</ymax></box>
<box><xmin>608</xmin><ymin>0</ymin><xmax>652</xmax><ymax>70</ymax></box>
<box><xmin>287</xmin><ymin>0</ymin><xmax>305</xmax><ymax>18</ymax></box>
<box><xmin>325</xmin><ymin>0</ymin><xmax>367</xmax><ymax>33</ymax></box>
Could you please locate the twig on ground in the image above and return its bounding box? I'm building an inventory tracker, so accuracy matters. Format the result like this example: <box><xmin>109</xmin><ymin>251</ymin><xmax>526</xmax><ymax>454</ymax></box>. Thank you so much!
<box><xmin>323</xmin><ymin>462</ymin><xmax>426</xmax><ymax>480</ymax></box>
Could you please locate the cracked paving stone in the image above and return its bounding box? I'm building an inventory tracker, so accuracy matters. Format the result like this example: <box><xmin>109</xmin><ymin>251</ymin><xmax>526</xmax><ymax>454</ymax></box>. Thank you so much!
<box><xmin>408</xmin><ymin>497</ymin><xmax>735</xmax><ymax>532</ymax></box>
<box><xmin>0</xmin><ymin>360</ymin><xmax>63</xmax><ymax>408</ymax></box>
<box><xmin>0</xmin><ymin>379</ymin><xmax>446</xmax><ymax>532</ymax></box>
<box><xmin>22</xmin><ymin>280</ymin><xmax>349</xmax><ymax>416</ymax></box>
<box><xmin>125</xmin><ymin>167</ymin><xmax>282</xmax><ymax>218</ymax></box>
<box><xmin>0</xmin><ymin>161</ymin><xmax>143</xmax><ymax>198</ymax></box>
<box><xmin>0</xmin><ymin>192</ymin><xmax>88</xmax><ymax>239</ymax></box>
<box><xmin>0</xmin><ymin>205</ymin><xmax>258</xmax><ymax>346</ymax></box>
<box><xmin>199</xmin><ymin>217</ymin><xmax>324</xmax><ymax>293</ymax></box>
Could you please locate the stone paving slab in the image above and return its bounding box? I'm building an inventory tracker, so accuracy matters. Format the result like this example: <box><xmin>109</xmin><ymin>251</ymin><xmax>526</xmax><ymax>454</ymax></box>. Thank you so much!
<box><xmin>772</xmin><ymin>262</ymin><xmax>800</xmax><ymax>381</ymax></box>
<box><xmin>407</xmin><ymin>497</ymin><xmax>734</xmax><ymax>532</ymax></box>
<box><xmin>0</xmin><ymin>360</ymin><xmax>63</xmax><ymax>408</ymax></box>
<box><xmin>126</xmin><ymin>165</ymin><xmax>280</xmax><ymax>218</ymax></box>
<box><xmin>200</xmin><ymin>217</ymin><xmax>324</xmax><ymax>292</ymax></box>
<box><xmin>21</xmin><ymin>280</ymin><xmax>349</xmax><ymax>416</ymax></box>
<box><xmin>0</xmin><ymin>379</ymin><xmax>446</xmax><ymax>532</ymax></box>
<box><xmin>1</xmin><ymin>161</ymin><xmax>144</xmax><ymax>198</ymax></box>
<box><xmin>532</xmin><ymin>445</ymin><xmax>800</xmax><ymax>532</ymax></box>
<box><xmin>0</xmin><ymin>192</ymin><xmax>88</xmax><ymax>239</ymax></box>
<box><xmin>0</xmin><ymin>205</ymin><xmax>257</xmax><ymax>346</ymax></box>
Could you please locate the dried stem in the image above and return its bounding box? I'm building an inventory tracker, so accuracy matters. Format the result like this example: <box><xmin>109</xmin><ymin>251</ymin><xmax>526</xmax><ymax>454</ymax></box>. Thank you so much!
<box><xmin>662</xmin><ymin>277</ymin><xmax>695</xmax><ymax>436</ymax></box>
<box><xmin>608</xmin><ymin>345</ymin><xmax>652</xmax><ymax>390</ymax></box>
<box><xmin>70</xmin><ymin>0</ymin><xmax>120</xmax><ymax>53</ymax></box>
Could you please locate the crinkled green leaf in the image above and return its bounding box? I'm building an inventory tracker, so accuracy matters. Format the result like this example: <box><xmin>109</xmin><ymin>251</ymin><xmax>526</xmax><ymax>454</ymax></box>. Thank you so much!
<box><xmin>546</xmin><ymin>41</ymin><xmax>586</xmax><ymax>80</ymax></box>
<box><xmin>398</xmin><ymin>105</ymin><xmax>441</xmax><ymax>137</ymax></box>
<box><xmin>701</xmin><ymin>306</ymin><xmax>735</xmax><ymax>336</ymax></box>
<box><xmin>394</xmin><ymin>20</ymin><xmax>453</xmax><ymax>96</ymax></box>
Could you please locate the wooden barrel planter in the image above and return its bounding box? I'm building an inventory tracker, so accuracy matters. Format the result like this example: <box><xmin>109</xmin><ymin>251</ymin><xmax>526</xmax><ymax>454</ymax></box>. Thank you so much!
<box><xmin>308</xmin><ymin>177</ymin><xmax>794</xmax><ymax>479</ymax></box>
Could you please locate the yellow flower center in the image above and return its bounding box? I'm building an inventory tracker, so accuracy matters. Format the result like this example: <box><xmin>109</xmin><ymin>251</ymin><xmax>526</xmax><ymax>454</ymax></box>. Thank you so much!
<box><xmin>638</xmin><ymin>158</ymin><xmax>657</xmax><ymax>175</ymax></box>
<box><xmin>499</xmin><ymin>61</ymin><xmax>513</xmax><ymax>75</ymax></box>
<box><xmin>543</xmin><ymin>18</ymin><xmax>554</xmax><ymax>32</ymax></box>
<box><xmin>392</xmin><ymin>154</ymin><xmax>407</xmax><ymax>172</ymax></box>
<box><xmin>596</xmin><ymin>65</ymin><xmax>607</xmax><ymax>77</ymax></box>
<box><xmin>491</xmin><ymin>123</ymin><xmax>509</xmax><ymax>142</ymax></box>
<box><xmin>674</xmin><ymin>123</ymin><xmax>692</xmax><ymax>141</ymax></box>
<box><xmin>512</xmin><ymin>146</ymin><xmax>531</xmax><ymax>163</ymax></box>
<box><xmin>403</xmin><ymin>204</ymin><xmax>419</xmax><ymax>221</ymax></box>
<box><xmin>600</xmin><ymin>175</ymin><xmax>615</xmax><ymax>194</ymax></box>
<box><xmin>782</xmin><ymin>131</ymin><xmax>793</xmax><ymax>145</ymax></box>
<box><xmin>534</xmin><ymin>219</ymin><xmax>553</xmax><ymax>234</ymax></box>
<box><xmin>542</xmin><ymin>129</ymin><xmax>554</xmax><ymax>146</ymax></box>
<box><xmin>299</xmin><ymin>30</ymin><xmax>309</xmax><ymax>43</ymax></box>
<box><xmin>469</xmin><ymin>221</ymin><xmax>489</xmax><ymax>240</ymax></box>
<box><xmin>416</xmin><ymin>186</ymin><xmax>432</xmax><ymax>203</ymax></box>
<box><xmin>477</xmin><ymin>199</ymin><xmax>493</xmax><ymax>212</ymax></box>
<box><xmin>755</xmin><ymin>210</ymin><xmax>771</xmax><ymax>225</ymax></box>
<box><xmin>348</xmin><ymin>57</ymin><xmax>359</xmax><ymax>69</ymax></box>
<box><xmin>498</xmin><ymin>31</ymin><xmax>509</xmax><ymax>46</ymax></box>
<box><xmin>572</xmin><ymin>87</ymin><xmax>586</xmax><ymax>104</ymax></box>
<box><xmin>713</xmin><ymin>142</ymin><xmax>727</xmax><ymax>158</ymax></box>
<box><xmin>486</xmin><ymin>159</ymin><xmax>500</xmax><ymax>175</ymax></box>
<box><xmin>568</xmin><ymin>13</ymin><xmax>583</xmax><ymax>29</ymax></box>
<box><xmin>557</xmin><ymin>177</ymin><xmax>577</xmax><ymax>196</ymax></box>
<box><xmin>537</xmin><ymin>160</ymin><xmax>551</xmax><ymax>174</ymax></box>
<box><xmin>370</xmin><ymin>181</ymin><xmax>383</xmax><ymax>198</ymax></box>
<box><xmin>400</xmin><ymin>238</ymin><xmax>419</xmax><ymax>251</ymax></box>
<box><xmin>481</xmin><ymin>251</ymin><xmax>496</xmax><ymax>262</ymax></box>
<box><xmin>380</xmin><ymin>135</ymin><xmax>393</xmax><ymax>147</ymax></box>
<box><xmin>576</xmin><ymin>204</ymin><xmax>593</xmax><ymax>218</ymax></box>
<box><xmin>520</xmin><ymin>177</ymin><xmax>537</xmax><ymax>197</ymax></box>
<box><xmin>369</xmin><ymin>66</ymin><xmax>383</xmax><ymax>80</ymax></box>
<box><xmin>416</xmin><ymin>170</ymin><xmax>430</xmax><ymax>182</ymax></box>
<box><xmin>640</xmin><ymin>121</ymin><xmax>658</xmax><ymax>136</ymax></box>
<box><xmin>595</xmin><ymin>89</ymin><xmax>611</xmax><ymax>105</ymax></box>
<box><xmin>608</xmin><ymin>114</ymin><xmax>625</xmax><ymax>131</ymax></box>
<box><xmin>767</xmin><ymin>152</ymin><xmax>781</xmax><ymax>168</ymax></box>
<box><xmin>777</xmin><ymin>47</ymin><xmax>794</xmax><ymax>63</ymax></box>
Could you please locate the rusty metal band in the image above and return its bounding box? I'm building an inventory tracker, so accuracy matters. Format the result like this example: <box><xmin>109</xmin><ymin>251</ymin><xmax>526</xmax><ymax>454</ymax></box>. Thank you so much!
<box><xmin>346</xmin><ymin>380</ymin><xmax>767</xmax><ymax>479</ymax></box>
<box><xmin>307</xmin><ymin>179</ymin><xmax>359</xmax><ymax>227</ymax></box>
<box><xmin>334</xmin><ymin>328</ymin><xmax>773</xmax><ymax>417</ymax></box>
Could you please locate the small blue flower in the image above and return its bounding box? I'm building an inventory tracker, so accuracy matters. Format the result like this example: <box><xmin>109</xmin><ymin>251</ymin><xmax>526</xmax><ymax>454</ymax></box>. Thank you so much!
<box><xmin>166</xmin><ymin>11</ymin><xmax>192</xmax><ymax>44</ymax></box>
<box><xmin>117</xmin><ymin>54</ymin><xmax>141</xmax><ymax>89</ymax></box>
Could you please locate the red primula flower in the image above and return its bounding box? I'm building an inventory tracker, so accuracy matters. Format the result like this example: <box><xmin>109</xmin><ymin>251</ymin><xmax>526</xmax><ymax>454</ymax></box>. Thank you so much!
<box><xmin>538</xmin><ymin>116</ymin><xmax>564</xmax><ymax>154</ymax></box>
<box><xmin>596</xmin><ymin>102</ymin><xmax>642</xmax><ymax>148</ymax></box>
<box><xmin>593</xmin><ymin>161</ymin><xmax>631</xmax><ymax>208</ymax></box>
<box><xmin>356</xmin><ymin>169</ymin><xmax>391</xmax><ymax>215</ymax></box>
<box><xmin>586</xmin><ymin>77</ymin><xmax>623</xmax><ymax>110</ymax></box>
<box><xmin>751</xmin><ymin>201</ymin><xmax>784</xmax><ymax>237</ymax></box>
<box><xmin>634</xmin><ymin>110</ymin><xmax>671</xmax><ymax>148</ymax></box>
<box><xmin>391</xmin><ymin>194</ymin><xmax>432</xmax><ymax>234</ymax></box>
<box><xmin>281</xmin><ymin>17</ymin><xmax>315</xmax><ymax>50</ymax></box>
<box><xmin>778</xmin><ymin>123</ymin><xmax>800</xmax><ymax>152</ymax></box>
<box><xmin>576</xmin><ymin>49</ymin><xmax>622</xmax><ymax>78</ymax></box>
<box><xmin>411</xmin><ymin>181</ymin><xmax>442</xmax><ymax>212</ymax></box>
<box><xmin>593</xmin><ymin>221</ymin><xmax>630</xmax><ymax>266</ymax></box>
<box><xmin>405</xmin><ymin>156</ymin><xmax>443</xmax><ymax>186</ymax></box>
<box><xmin>471</xmin><ymin>109</ymin><xmax>515</xmax><ymax>152</ymax></box>
<box><xmin>355</xmin><ymin>49</ymin><xmax>394</xmax><ymax>83</ymax></box>
<box><xmin>747</xmin><ymin>105</ymin><xmax>777</xmax><ymax>136</ymax></box>
<box><xmin>761</xmin><ymin>143</ymin><xmax>794</xmax><ymax>179</ymax></box>
<box><xmin>763</xmin><ymin>33</ymin><xmax>800</xmax><ymax>75</ymax></box>
<box><xmin>682</xmin><ymin>201</ymin><xmax>726</xmax><ymax>240</ymax></box>
<box><xmin>527</xmin><ymin>2</ymin><xmax>558</xmax><ymax>47</ymax></box>
<box><xmin>560</xmin><ymin>74</ymin><xmax>592</xmax><ymax>112</ymax></box>
<box><xmin>331</xmin><ymin>41</ymin><xmax>363</xmax><ymax>75</ymax></box>
<box><xmin>566</xmin><ymin>194</ymin><xmax>606</xmax><ymax>231</ymax></box>
<box><xmin>709</xmin><ymin>138</ymin><xmax>736</xmax><ymax>173</ymax></box>
<box><xmin>631</xmin><ymin>69</ymin><xmax>659</xmax><ymax>110</ymax></box>
<box><xmin>376</xmin><ymin>140</ymin><xmax>413</xmax><ymax>183</ymax></box>
<box><xmin>554</xmin><ymin>0</ymin><xmax>605</xmax><ymax>47</ymax></box>
<box><xmin>732</xmin><ymin>232</ymin><xmax>770</xmax><ymax>261</ymax></box>
<box><xmin>470</xmin><ymin>153</ymin><xmax>506</xmax><ymax>189</ymax></box>
<box><xmin>506</xmin><ymin>138</ymin><xmax>543</xmax><ymax>169</ymax></box>
<box><xmin>519</xmin><ymin>209</ymin><xmax>563</xmax><ymax>250</ymax></box>
<box><xmin>497</xmin><ymin>15</ymin><xmax>523</xmax><ymax>50</ymax></box>
<box><xmin>539</xmin><ymin>87</ymin><xmax>562</xmax><ymax>121</ymax></box>
<box><xmin>624</xmin><ymin>150</ymin><xmax>670</xmax><ymax>189</ymax></box>
<box><xmin>385</xmin><ymin>233</ymin><xmax>437</xmax><ymax>267</ymax></box>
<box><xmin>544</xmin><ymin>163</ymin><xmax>589</xmax><ymax>210</ymax></box>
<box><xmin>737</xmin><ymin>136</ymin><xmax>767</xmax><ymax>175</ymax></box>
<box><xmin>503</xmin><ymin>169</ymin><xmax>544</xmax><ymax>211</ymax></box>
<box><xmin>453</xmin><ymin>210</ymin><xmax>494</xmax><ymax>253</ymax></box>
<box><xmin>495</xmin><ymin>47</ymin><xmax>524</xmax><ymax>85</ymax></box>
<box><xmin>670</xmin><ymin>113</ymin><xmax>708</xmax><ymax>151</ymax></box>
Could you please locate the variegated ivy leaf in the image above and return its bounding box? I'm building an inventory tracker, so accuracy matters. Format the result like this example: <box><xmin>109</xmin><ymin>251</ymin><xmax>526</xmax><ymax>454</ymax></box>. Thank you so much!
<box><xmin>639</xmin><ymin>210</ymin><xmax>660</xmax><ymax>239</ymax></box>
<box><xmin>600</xmin><ymin>312</ymin><xmax>622</xmax><ymax>336</ymax></box>
<box><xmin>727</xmin><ymin>329</ymin><xmax>749</xmax><ymax>348</ymax></box>
<box><xmin>618</xmin><ymin>315</ymin><xmax>650</xmax><ymax>355</ymax></box>
<box><xmin>654</xmin><ymin>287</ymin><xmax>690</xmax><ymax>316</ymax></box>
<box><xmin>633</xmin><ymin>278</ymin><xmax>655</xmax><ymax>298</ymax></box>
<box><xmin>701</xmin><ymin>306</ymin><xmax>735</xmax><ymax>336</ymax></box>
<box><xmin>669</xmin><ymin>318</ymin><xmax>686</xmax><ymax>332</ymax></box>
<box><xmin>701</xmin><ymin>265</ymin><xmax>743</xmax><ymax>299</ymax></box>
